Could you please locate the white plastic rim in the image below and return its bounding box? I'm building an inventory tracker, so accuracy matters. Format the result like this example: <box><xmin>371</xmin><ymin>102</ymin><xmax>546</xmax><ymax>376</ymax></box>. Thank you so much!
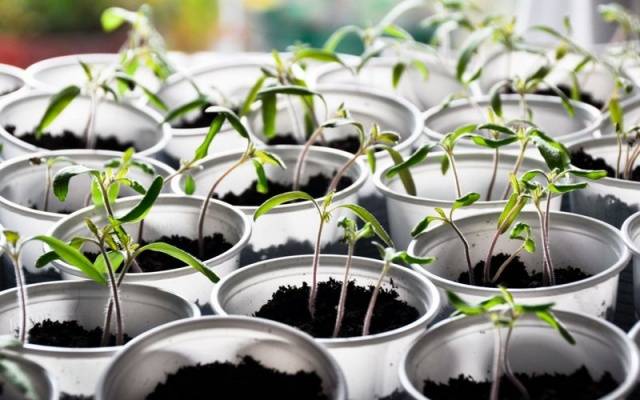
<box><xmin>210</xmin><ymin>254</ymin><xmax>442</xmax><ymax>400</ymax></box>
<box><xmin>621</xmin><ymin>211</ymin><xmax>640</xmax><ymax>319</ymax></box>
<box><xmin>155</xmin><ymin>59</ymin><xmax>270</xmax><ymax>162</ymax></box>
<box><xmin>0</xmin><ymin>280</ymin><xmax>199</xmax><ymax>396</ymax></box>
<box><xmin>0</xmin><ymin>150</ymin><xmax>174</xmax><ymax>271</ymax></box>
<box><xmin>171</xmin><ymin>145</ymin><xmax>367</xmax><ymax>253</ymax></box>
<box><xmin>567</xmin><ymin>135</ymin><xmax>640</xmax><ymax>228</ymax></box>
<box><xmin>408</xmin><ymin>210</ymin><xmax>630</xmax><ymax>318</ymax></box>
<box><xmin>47</xmin><ymin>194</ymin><xmax>251</xmax><ymax>305</ymax></box>
<box><xmin>95</xmin><ymin>315</ymin><xmax>348</xmax><ymax>400</ymax></box>
<box><xmin>374</xmin><ymin>151</ymin><xmax>561</xmax><ymax>249</ymax></box>
<box><xmin>0</xmin><ymin>349</ymin><xmax>59</xmax><ymax>400</ymax></box>
<box><xmin>0</xmin><ymin>91</ymin><xmax>171</xmax><ymax>160</ymax></box>
<box><xmin>0</xmin><ymin>63</ymin><xmax>27</xmax><ymax>99</ymax></box>
<box><xmin>400</xmin><ymin>311</ymin><xmax>640</xmax><ymax>400</ymax></box>
<box><xmin>629</xmin><ymin>320</ymin><xmax>640</xmax><ymax>347</ymax></box>
<box><xmin>309</xmin><ymin>56</ymin><xmax>465</xmax><ymax>112</ymax></box>
<box><xmin>423</xmin><ymin>94</ymin><xmax>603</xmax><ymax>150</ymax></box>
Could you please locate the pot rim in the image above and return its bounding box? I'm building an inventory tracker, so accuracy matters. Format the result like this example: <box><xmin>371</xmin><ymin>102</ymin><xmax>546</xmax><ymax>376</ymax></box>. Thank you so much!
<box><xmin>407</xmin><ymin>210</ymin><xmax>631</xmax><ymax>297</ymax></box>
<box><xmin>0</xmin><ymin>63</ymin><xmax>27</xmax><ymax>87</ymax></box>
<box><xmin>399</xmin><ymin>310</ymin><xmax>640</xmax><ymax>400</ymax></box>
<box><xmin>0</xmin><ymin>280</ymin><xmax>200</xmax><ymax>355</ymax></box>
<box><xmin>621</xmin><ymin>210</ymin><xmax>640</xmax><ymax>257</ymax></box>
<box><xmin>0</xmin><ymin>348</ymin><xmax>59</xmax><ymax>400</ymax></box>
<box><xmin>210</xmin><ymin>253</ymin><xmax>442</xmax><ymax>347</ymax></box>
<box><xmin>422</xmin><ymin>94</ymin><xmax>603</xmax><ymax>141</ymax></box>
<box><xmin>94</xmin><ymin>315</ymin><xmax>349</xmax><ymax>400</ymax></box>
<box><xmin>0</xmin><ymin>91</ymin><xmax>171</xmax><ymax>157</ymax></box>
<box><xmin>25</xmin><ymin>53</ymin><xmax>119</xmax><ymax>90</ymax></box>
<box><xmin>568</xmin><ymin>134</ymin><xmax>640</xmax><ymax>190</ymax></box>
<box><xmin>373</xmin><ymin>151</ymin><xmax>549</xmax><ymax>206</ymax></box>
<box><xmin>0</xmin><ymin>149</ymin><xmax>175</xmax><ymax>220</ymax></box>
<box><xmin>171</xmin><ymin>145</ymin><xmax>368</xmax><ymax>214</ymax></box>
<box><xmin>629</xmin><ymin>321</ymin><xmax>640</xmax><ymax>344</ymax></box>
<box><xmin>48</xmin><ymin>194</ymin><xmax>251</xmax><ymax>279</ymax></box>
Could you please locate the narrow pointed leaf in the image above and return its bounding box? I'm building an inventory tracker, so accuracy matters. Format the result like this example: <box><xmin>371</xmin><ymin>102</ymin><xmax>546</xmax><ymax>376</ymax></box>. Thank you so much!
<box><xmin>35</xmin><ymin>86</ymin><xmax>81</xmax><ymax>137</ymax></box>
<box><xmin>254</xmin><ymin>191</ymin><xmax>317</xmax><ymax>220</ymax></box>
<box><xmin>32</xmin><ymin>236</ymin><xmax>105</xmax><ymax>284</ymax></box>
<box><xmin>117</xmin><ymin>176</ymin><xmax>163</xmax><ymax>223</ymax></box>
<box><xmin>137</xmin><ymin>242</ymin><xmax>219</xmax><ymax>282</ymax></box>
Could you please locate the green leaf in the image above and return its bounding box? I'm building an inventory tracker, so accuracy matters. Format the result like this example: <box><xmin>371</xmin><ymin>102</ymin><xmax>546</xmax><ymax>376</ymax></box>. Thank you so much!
<box><xmin>411</xmin><ymin>215</ymin><xmax>442</xmax><ymax>237</ymax></box>
<box><xmin>257</xmin><ymin>85</ymin><xmax>320</xmax><ymax>98</ymax></box>
<box><xmin>392</xmin><ymin>251</ymin><xmax>435</xmax><ymax>266</ymax></box>
<box><xmin>252</xmin><ymin>159</ymin><xmax>269</xmax><ymax>194</ymax></box>
<box><xmin>392</xmin><ymin>62</ymin><xmax>406</xmax><ymax>89</ymax></box>
<box><xmin>566</xmin><ymin>168</ymin><xmax>607</xmax><ymax>180</ymax></box>
<box><xmin>35</xmin><ymin>86</ymin><xmax>81</xmax><ymax>138</ymax></box>
<box><xmin>530</xmin><ymin>130</ymin><xmax>570</xmax><ymax>171</ymax></box>
<box><xmin>337</xmin><ymin>203</ymin><xmax>393</xmax><ymax>247</ymax></box>
<box><xmin>137</xmin><ymin>242</ymin><xmax>219</xmax><ymax>282</ymax></box>
<box><xmin>381</xmin><ymin>146</ymin><xmax>417</xmax><ymax>196</ymax></box>
<box><xmin>382</xmin><ymin>24</ymin><xmax>413</xmax><ymax>40</ymax></box>
<box><xmin>293</xmin><ymin>48</ymin><xmax>350</xmax><ymax>70</ymax></box>
<box><xmin>163</xmin><ymin>98</ymin><xmax>209</xmax><ymax>124</ymax></box>
<box><xmin>366</xmin><ymin>147</ymin><xmax>376</xmax><ymax>173</ymax></box>
<box><xmin>447</xmin><ymin>291</ymin><xmax>487</xmax><ymax>316</ymax></box>
<box><xmin>53</xmin><ymin>165</ymin><xmax>99</xmax><ymax>201</ymax></box>
<box><xmin>79</xmin><ymin>61</ymin><xmax>93</xmax><ymax>82</ymax></box>
<box><xmin>440</xmin><ymin>154</ymin><xmax>450</xmax><ymax>175</ymax></box>
<box><xmin>254</xmin><ymin>191</ymin><xmax>317</xmax><ymax>220</ymax></box>
<box><xmin>34</xmin><ymin>251</ymin><xmax>59</xmax><ymax>269</ymax></box>
<box><xmin>452</xmin><ymin>192</ymin><xmax>481</xmax><ymax>210</ymax></box>
<box><xmin>100</xmin><ymin>7</ymin><xmax>133</xmax><ymax>32</ymax></box>
<box><xmin>183</xmin><ymin>174</ymin><xmax>196</xmax><ymax>195</ymax></box>
<box><xmin>261</xmin><ymin>92</ymin><xmax>277</xmax><ymax>139</ymax></box>
<box><xmin>470</xmin><ymin>135</ymin><xmax>519</xmax><ymax>149</ymax></box>
<box><xmin>535</xmin><ymin>310</ymin><xmax>576</xmax><ymax>345</ymax></box>
<box><xmin>240</xmin><ymin>75</ymin><xmax>266</xmax><ymax>116</ymax></box>
<box><xmin>205</xmin><ymin>106</ymin><xmax>250</xmax><ymax>139</ymax></box>
<box><xmin>93</xmin><ymin>251</ymin><xmax>124</xmax><ymax>274</ymax></box>
<box><xmin>411</xmin><ymin>59</ymin><xmax>430</xmax><ymax>80</ymax></box>
<box><xmin>253</xmin><ymin>150</ymin><xmax>286</xmax><ymax>168</ymax></box>
<box><xmin>115</xmin><ymin>75</ymin><xmax>168</xmax><ymax>111</ymax></box>
<box><xmin>548</xmin><ymin>182</ymin><xmax>588</xmax><ymax>193</ymax></box>
<box><xmin>609</xmin><ymin>96</ymin><xmax>623</xmax><ymax>130</ymax></box>
<box><xmin>32</xmin><ymin>236</ymin><xmax>105</xmax><ymax>284</ymax></box>
<box><xmin>385</xmin><ymin>144</ymin><xmax>435</xmax><ymax>178</ymax></box>
<box><xmin>323</xmin><ymin>25</ymin><xmax>361</xmax><ymax>52</ymax></box>
<box><xmin>477</xmin><ymin>123</ymin><xmax>517</xmax><ymax>137</ymax></box>
<box><xmin>117</xmin><ymin>176</ymin><xmax>163</xmax><ymax>223</ymax></box>
<box><xmin>456</xmin><ymin>27</ymin><xmax>493</xmax><ymax>82</ymax></box>
<box><xmin>2</xmin><ymin>230</ymin><xmax>19</xmax><ymax>247</ymax></box>
<box><xmin>497</xmin><ymin>192</ymin><xmax>526</xmax><ymax>232</ymax></box>
<box><xmin>193</xmin><ymin>114</ymin><xmax>226</xmax><ymax>161</ymax></box>
<box><xmin>546</xmin><ymin>83</ymin><xmax>575</xmax><ymax>117</ymax></box>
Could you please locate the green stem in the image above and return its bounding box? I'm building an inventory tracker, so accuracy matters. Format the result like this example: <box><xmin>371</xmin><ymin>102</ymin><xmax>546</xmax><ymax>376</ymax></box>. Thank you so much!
<box><xmin>9</xmin><ymin>252</ymin><xmax>27</xmax><ymax>344</ymax></box>
<box><xmin>501</xmin><ymin>141</ymin><xmax>528</xmax><ymax>200</ymax></box>
<box><xmin>293</xmin><ymin>125</ymin><xmax>325</xmax><ymax>190</ymax></box>
<box><xmin>491</xmin><ymin>246</ymin><xmax>522</xmax><ymax>283</ymax></box>
<box><xmin>448</xmin><ymin>152</ymin><xmax>462</xmax><ymax>198</ymax></box>
<box><xmin>449</xmin><ymin>220</ymin><xmax>475</xmax><ymax>285</ymax></box>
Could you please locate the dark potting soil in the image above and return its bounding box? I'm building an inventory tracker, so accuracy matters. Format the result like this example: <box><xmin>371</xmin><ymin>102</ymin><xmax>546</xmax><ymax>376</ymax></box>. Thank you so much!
<box><xmin>170</xmin><ymin>103</ymin><xmax>241</xmax><ymax>129</ymax></box>
<box><xmin>422</xmin><ymin>366</ymin><xmax>619</xmax><ymax>400</ymax></box>
<box><xmin>29</xmin><ymin>203</ymin><xmax>73</xmax><ymax>214</ymax></box>
<box><xmin>505</xmin><ymin>84</ymin><xmax>604</xmax><ymax>110</ymax></box>
<box><xmin>267</xmin><ymin>132</ymin><xmax>362</xmax><ymax>154</ymax></box>
<box><xmin>27</xmin><ymin>319</ymin><xmax>131</xmax><ymax>348</ymax></box>
<box><xmin>571</xmin><ymin>147</ymin><xmax>640</xmax><ymax>182</ymax></box>
<box><xmin>254</xmin><ymin>278</ymin><xmax>419</xmax><ymax>338</ymax></box>
<box><xmin>458</xmin><ymin>253</ymin><xmax>590</xmax><ymax>289</ymax></box>
<box><xmin>212</xmin><ymin>172</ymin><xmax>354</xmax><ymax>206</ymax></box>
<box><xmin>4</xmin><ymin>125</ymin><xmax>137</xmax><ymax>152</ymax></box>
<box><xmin>60</xmin><ymin>394</ymin><xmax>94</xmax><ymax>400</ymax></box>
<box><xmin>85</xmin><ymin>234</ymin><xmax>233</xmax><ymax>273</ymax></box>
<box><xmin>146</xmin><ymin>355</ymin><xmax>328</xmax><ymax>400</ymax></box>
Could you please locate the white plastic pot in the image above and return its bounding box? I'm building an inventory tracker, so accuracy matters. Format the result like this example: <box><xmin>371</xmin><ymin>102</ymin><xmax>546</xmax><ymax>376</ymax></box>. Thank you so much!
<box><xmin>0</xmin><ymin>349</ymin><xmax>58</xmax><ymax>400</ymax></box>
<box><xmin>0</xmin><ymin>92</ymin><xmax>170</xmax><ymax>160</ymax></box>
<box><xmin>374</xmin><ymin>152</ymin><xmax>561</xmax><ymax>249</ymax></box>
<box><xmin>48</xmin><ymin>194</ymin><xmax>250</xmax><ymax>305</ymax></box>
<box><xmin>247</xmin><ymin>84</ymin><xmax>423</xmax><ymax>197</ymax></box>
<box><xmin>621</xmin><ymin>211</ymin><xmax>640</xmax><ymax>319</ymax></box>
<box><xmin>309</xmin><ymin>56</ymin><xmax>465</xmax><ymax>112</ymax></box>
<box><xmin>0</xmin><ymin>280</ymin><xmax>199</xmax><ymax>396</ymax></box>
<box><xmin>0</xmin><ymin>63</ymin><xmax>26</xmax><ymax>100</ymax></box>
<box><xmin>0</xmin><ymin>150</ymin><xmax>174</xmax><ymax>271</ymax></box>
<box><xmin>400</xmin><ymin>311</ymin><xmax>640</xmax><ymax>400</ymax></box>
<box><xmin>476</xmin><ymin>49</ymin><xmax>550</xmax><ymax>94</ymax></box>
<box><xmin>211</xmin><ymin>254</ymin><xmax>441</xmax><ymax>400</ymax></box>
<box><xmin>155</xmin><ymin>60</ymin><xmax>269</xmax><ymax>164</ymax></box>
<box><xmin>423</xmin><ymin>94</ymin><xmax>602</xmax><ymax>151</ymax></box>
<box><xmin>172</xmin><ymin>146</ymin><xmax>366</xmax><ymax>258</ymax></box>
<box><xmin>95</xmin><ymin>315</ymin><xmax>348</xmax><ymax>400</ymax></box>
<box><xmin>629</xmin><ymin>320</ymin><xmax>640</xmax><ymax>347</ymax></box>
<box><xmin>568</xmin><ymin>136</ymin><xmax>640</xmax><ymax>228</ymax></box>
<box><xmin>408</xmin><ymin>210</ymin><xmax>630</xmax><ymax>318</ymax></box>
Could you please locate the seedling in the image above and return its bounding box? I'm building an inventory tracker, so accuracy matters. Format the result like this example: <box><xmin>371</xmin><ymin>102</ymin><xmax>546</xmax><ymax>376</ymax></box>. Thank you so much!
<box><xmin>608</xmin><ymin>96</ymin><xmax>640</xmax><ymax>180</ymax></box>
<box><xmin>28</xmin><ymin>156</ymin><xmax>75</xmax><ymax>213</ymax></box>
<box><xmin>254</xmin><ymin>191</ymin><xmax>391</xmax><ymax>317</ymax></box>
<box><xmin>332</xmin><ymin>218</ymin><xmax>375</xmax><ymax>337</ymax></box>
<box><xmin>490</xmin><ymin>222</ymin><xmax>536</xmax><ymax>284</ymax></box>
<box><xmin>362</xmin><ymin>243</ymin><xmax>433</xmax><ymax>336</ymax></box>
<box><xmin>447</xmin><ymin>288</ymin><xmax>575</xmax><ymax>400</ymax></box>
<box><xmin>599</xmin><ymin>3</ymin><xmax>640</xmax><ymax>66</ymax></box>
<box><xmin>412</xmin><ymin>192</ymin><xmax>481</xmax><ymax>284</ymax></box>
<box><xmin>1</xmin><ymin>231</ymin><xmax>29</xmax><ymax>343</ymax></box>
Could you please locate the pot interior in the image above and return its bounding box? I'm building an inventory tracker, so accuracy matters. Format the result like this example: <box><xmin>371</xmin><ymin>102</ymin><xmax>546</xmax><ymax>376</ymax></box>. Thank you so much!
<box><xmin>0</xmin><ymin>154</ymin><xmax>171</xmax><ymax>214</ymax></box>
<box><xmin>100</xmin><ymin>317</ymin><xmax>343</xmax><ymax>399</ymax></box>
<box><xmin>406</xmin><ymin>314</ymin><xmax>632</xmax><ymax>393</ymax></box>
<box><xmin>247</xmin><ymin>88</ymin><xmax>418</xmax><ymax>148</ymax></box>
<box><xmin>570</xmin><ymin>137</ymin><xmax>626</xmax><ymax>171</ymax></box>
<box><xmin>0</xmin><ymin>95</ymin><xmax>162</xmax><ymax>150</ymax></box>
<box><xmin>0</xmin><ymin>71</ymin><xmax>24</xmax><ymax>95</ymax></box>
<box><xmin>478</xmin><ymin>50</ymin><xmax>549</xmax><ymax>91</ymax></box>
<box><xmin>411</xmin><ymin>212</ymin><xmax>624</xmax><ymax>280</ymax></box>
<box><xmin>0</xmin><ymin>282</ymin><xmax>196</xmax><ymax>341</ymax></box>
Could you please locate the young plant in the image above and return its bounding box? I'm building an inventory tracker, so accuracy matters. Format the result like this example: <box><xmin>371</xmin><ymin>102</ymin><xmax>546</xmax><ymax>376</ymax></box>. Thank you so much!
<box><xmin>447</xmin><ymin>288</ymin><xmax>575</xmax><ymax>400</ymax></box>
<box><xmin>599</xmin><ymin>3</ymin><xmax>640</xmax><ymax>66</ymax></box>
<box><xmin>363</xmin><ymin>242</ymin><xmax>433</xmax><ymax>336</ymax></box>
<box><xmin>608</xmin><ymin>95</ymin><xmax>640</xmax><ymax>180</ymax></box>
<box><xmin>254</xmin><ymin>191</ymin><xmax>391</xmax><ymax>318</ymax></box>
<box><xmin>490</xmin><ymin>222</ymin><xmax>536</xmax><ymax>284</ymax></box>
<box><xmin>28</xmin><ymin>156</ymin><xmax>75</xmax><ymax>213</ymax></box>
<box><xmin>332</xmin><ymin>218</ymin><xmax>375</xmax><ymax>338</ymax></box>
<box><xmin>1</xmin><ymin>231</ymin><xmax>29</xmax><ymax>343</ymax></box>
<box><xmin>411</xmin><ymin>192</ymin><xmax>481</xmax><ymax>284</ymax></box>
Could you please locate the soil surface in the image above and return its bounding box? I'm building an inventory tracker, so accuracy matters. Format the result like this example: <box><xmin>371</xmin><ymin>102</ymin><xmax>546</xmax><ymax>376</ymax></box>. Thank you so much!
<box><xmin>505</xmin><ymin>84</ymin><xmax>604</xmax><ymax>109</ymax></box>
<box><xmin>146</xmin><ymin>355</ymin><xmax>328</xmax><ymax>400</ymax></box>
<box><xmin>85</xmin><ymin>234</ymin><xmax>233</xmax><ymax>272</ymax></box>
<box><xmin>458</xmin><ymin>253</ymin><xmax>590</xmax><ymax>288</ymax></box>
<box><xmin>5</xmin><ymin>125</ymin><xmax>137</xmax><ymax>152</ymax></box>
<box><xmin>267</xmin><ymin>132</ymin><xmax>362</xmax><ymax>154</ymax></box>
<box><xmin>60</xmin><ymin>394</ymin><xmax>94</xmax><ymax>400</ymax></box>
<box><xmin>213</xmin><ymin>172</ymin><xmax>354</xmax><ymax>206</ymax></box>
<box><xmin>254</xmin><ymin>278</ymin><xmax>419</xmax><ymax>338</ymax></box>
<box><xmin>28</xmin><ymin>319</ymin><xmax>131</xmax><ymax>348</ymax></box>
<box><xmin>170</xmin><ymin>103</ymin><xmax>240</xmax><ymax>129</ymax></box>
<box><xmin>571</xmin><ymin>148</ymin><xmax>640</xmax><ymax>182</ymax></box>
<box><xmin>422</xmin><ymin>366</ymin><xmax>619</xmax><ymax>400</ymax></box>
